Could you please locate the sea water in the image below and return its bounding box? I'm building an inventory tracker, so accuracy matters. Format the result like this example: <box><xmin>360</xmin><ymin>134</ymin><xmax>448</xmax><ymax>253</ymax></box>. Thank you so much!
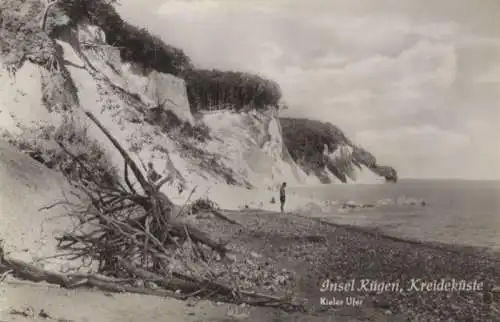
<box><xmin>291</xmin><ymin>179</ymin><xmax>500</xmax><ymax>251</ymax></box>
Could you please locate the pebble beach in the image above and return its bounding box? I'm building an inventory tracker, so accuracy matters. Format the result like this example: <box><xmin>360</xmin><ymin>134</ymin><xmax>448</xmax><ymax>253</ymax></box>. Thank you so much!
<box><xmin>190</xmin><ymin>209</ymin><xmax>500</xmax><ymax>321</ymax></box>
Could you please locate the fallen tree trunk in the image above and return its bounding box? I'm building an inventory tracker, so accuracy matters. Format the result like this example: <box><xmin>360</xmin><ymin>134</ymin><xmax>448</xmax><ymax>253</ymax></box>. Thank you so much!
<box><xmin>0</xmin><ymin>255</ymin><xmax>71</xmax><ymax>287</ymax></box>
<box><xmin>0</xmin><ymin>250</ymin><xmax>303</xmax><ymax>312</ymax></box>
<box><xmin>85</xmin><ymin>111</ymin><xmax>150</xmax><ymax>193</ymax></box>
<box><xmin>169</xmin><ymin>220</ymin><xmax>227</xmax><ymax>255</ymax></box>
<box><xmin>129</xmin><ymin>213</ymin><xmax>228</xmax><ymax>256</ymax></box>
<box><xmin>81</xmin><ymin>110</ymin><xmax>228</xmax><ymax>253</ymax></box>
<box><xmin>211</xmin><ymin>210</ymin><xmax>241</xmax><ymax>226</ymax></box>
<box><xmin>41</xmin><ymin>0</ymin><xmax>61</xmax><ymax>32</ymax></box>
<box><xmin>30</xmin><ymin>109</ymin><xmax>308</xmax><ymax>313</ymax></box>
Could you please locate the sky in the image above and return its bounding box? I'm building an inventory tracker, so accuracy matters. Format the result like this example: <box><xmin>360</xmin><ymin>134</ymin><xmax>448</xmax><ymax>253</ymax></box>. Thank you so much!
<box><xmin>116</xmin><ymin>0</ymin><xmax>500</xmax><ymax>180</ymax></box>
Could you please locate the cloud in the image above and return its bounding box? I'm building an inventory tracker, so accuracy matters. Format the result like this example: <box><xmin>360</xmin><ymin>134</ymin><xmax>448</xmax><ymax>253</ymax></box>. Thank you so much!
<box><xmin>326</xmin><ymin>40</ymin><xmax>457</xmax><ymax>89</ymax></box>
<box><xmin>356</xmin><ymin>125</ymin><xmax>471</xmax><ymax>157</ymax></box>
<box><xmin>474</xmin><ymin>63</ymin><xmax>500</xmax><ymax>83</ymax></box>
<box><xmin>115</xmin><ymin>0</ymin><xmax>500</xmax><ymax>179</ymax></box>
<box><xmin>329</xmin><ymin>90</ymin><xmax>375</xmax><ymax>104</ymax></box>
<box><xmin>356</xmin><ymin>122</ymin><xmax>500</xmax><ymax>179</ymax></box>
<box><xmin>271</xmin><ymin>39</ymin><xmax>457</xmax><ymax>135</ymax></box>
<box><xmin>354</xmin><ymin>126</ymin><xmax>479</xmax><ymax>178</ymax></box>
<box><xmin>413</xmin><ymin>22</ymin><xmax>459</xmax><ymax>40</ymax></box>
<box><xmin>463</xmin><ymin>119</ymin><xmax>500</xmax><ymax>151</ymax></box>
<box><xmin>267</xmin><ymin>39</ymin><xmax>457</xmax><ymax>103</ymax></box>
<box><xmin>157</xmin><ymin>0</ymin><xmax>219</xmax><ymax>16</ymax></box>
<box><xmin>307</xmin><ymin>54</ymin><xmax>348</xmax><ymax>69</ymax></box>
<box><xmin>460</xmin><ymin>36</ymin><xmax>500</xmax><ymax>48</ymax></box>
<box><xmin>312</xmin><ymin>16</ymin><xmax>458</xmax><ymax>50</ymax></box>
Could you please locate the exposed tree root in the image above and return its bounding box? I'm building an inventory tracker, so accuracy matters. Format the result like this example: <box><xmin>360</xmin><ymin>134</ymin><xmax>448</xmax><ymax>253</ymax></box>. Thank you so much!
<box><xmin>13</xmin><ymin>110</ymin><xmax>303</xmax><ymax>312</ymax></box>
<box><xmin>0</xmin><ymin>248</ymin><xmax>303</xmax><ymax>312</ymax></box>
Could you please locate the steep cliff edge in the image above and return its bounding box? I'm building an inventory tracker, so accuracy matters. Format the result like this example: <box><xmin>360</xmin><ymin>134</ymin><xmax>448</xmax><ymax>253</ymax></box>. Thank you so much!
<box><xmin>0</xmin><ymin>0</ymin><xmax>396</xmax><ymax>211</ymax></box>
<box><xmin>280</xmin><ymin>118</ymin><xmax>398</xmax><ymax>183</ymax></box>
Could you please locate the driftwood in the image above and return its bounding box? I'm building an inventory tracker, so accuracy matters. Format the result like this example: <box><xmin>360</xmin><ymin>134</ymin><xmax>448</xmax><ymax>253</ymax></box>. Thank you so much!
<box><xmin>130</xmin><ymin>213</ymin><xmax>227</xmax><ymax>255</ymax></box>
<box><xmin>84</xmin><ymin>111</ymin><xmax>149</xmax><ymax>193</ymax></box>
<box><xmin>186</xmin><ymin>198</ymin><xmax>241</xmax><ymax>227</ymax></box>
<box><xmin>83</xmin><ymin>111</ymin><xmax>227</xmax><ymax>252</ymax></box>
<box><xmin>41</xmin><ymin>0</ymin><xmax>61</xmax><ymax>32</ymax></box>
<box><xmin>211</xmin><ymin>210</ymin><xmax>241</xmax><ymax>226</ymax></box>
<box><xmin>18</xmin><ymin>110</ymin><xmax>305</xmax><ymax>311</ymax></box>
<box><xmin>84</xmin><ymin>112</ymin><xmax>229</xmax><ymax>251</ymax></box>
<box><xmin>0</xmin><ymin>253</ymin><xmax>184</xmax><ymax>300</ymax></box>
<box><xmin>0</xmin><ymin>248</ymin><xmax>303</xmax><ymax>311</ymax></box>
<box><xmin>41</xmin><ymin>110</ymin><xmax>273</xmax><ymax>304</ymax></box>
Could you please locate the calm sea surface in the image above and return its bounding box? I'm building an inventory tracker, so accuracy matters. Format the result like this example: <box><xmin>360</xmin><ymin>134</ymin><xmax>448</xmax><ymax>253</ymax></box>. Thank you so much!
<box><xmin>291</xmin><ymin>179</ymin><xmax>500</xmax><ymax>251</ymax></box>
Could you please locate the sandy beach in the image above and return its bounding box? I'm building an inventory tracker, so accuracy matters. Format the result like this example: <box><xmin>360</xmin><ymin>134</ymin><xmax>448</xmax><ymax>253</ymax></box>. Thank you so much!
<box><xmin>1</xmin><ymin>141</ymin><xmax>499</xmax><ymax>321</ymax></box>
<box><xmin>190</xmin><ymin>209</ymin><xmax>500</xmax><ymax>321</ymax></box>
<box><xmin>2</xmin><ymin>207</ymin><xmax>499</xmax><ymax>322</ymax></box>
<box><xmin>0</xmin><ymin>1</ymin><xmax>498</xmax><ymax>321</ymax></box>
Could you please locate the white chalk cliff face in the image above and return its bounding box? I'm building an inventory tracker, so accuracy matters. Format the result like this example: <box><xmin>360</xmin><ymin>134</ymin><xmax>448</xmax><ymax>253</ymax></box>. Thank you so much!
<box><xmin>64</xmin><ymin>22</ymin><xmax>315</xmax><ymax>190</ymax></box>
<box><xmin>321</xmin><ymin>144</ymin><xmax>385</xmax><ymax>184</ymax></box>
<box><xmin>202</xmin><ymin>108</ymin><xmax>317</xmax><ymax>189</ymax></box>
<box><xmin>0</xmin><ymin>0</ymin><xmax>394</xmax><ymax>213</ymax></box>
<box><xmin>0</xmin><ymin>17</ymin><xmax>317</xmax><ymax>208</ymax></box>
<box><xmin>0</xmin><ymin>139</ymin><xmax>88</xmax><ymax>271</ymax></box>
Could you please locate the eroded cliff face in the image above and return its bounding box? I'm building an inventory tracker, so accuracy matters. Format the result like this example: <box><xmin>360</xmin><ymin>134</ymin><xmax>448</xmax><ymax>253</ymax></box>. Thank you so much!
<box><xmin>200</xmin><ymin>108</ymin><xmax>318</xmax><ymax>189</ymax></box>
<box><xmin>0</xmin><ymin>0</ymin><xmax>396</xmax><ymax>210</ymax></box>
<box><xmin>280</xmin><ymin>117</ymin><xmax>398</xmax><ymax>183</ymax></box>
<box><xmin>0</xmin><ymin>139</ymin><xmax>82</xmax><ymax>271</ymax></box>
<box><xmin>0</xmin><ymin>0</ymin><xmax>313</xmax><ymax>204</ymax></box>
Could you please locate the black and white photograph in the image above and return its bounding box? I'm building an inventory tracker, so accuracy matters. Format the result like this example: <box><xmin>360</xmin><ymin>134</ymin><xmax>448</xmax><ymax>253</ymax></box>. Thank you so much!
<box><xmin>0</xmin><ymin>0</ymin><xmax>499</xmax><ymax>321</ymax></box>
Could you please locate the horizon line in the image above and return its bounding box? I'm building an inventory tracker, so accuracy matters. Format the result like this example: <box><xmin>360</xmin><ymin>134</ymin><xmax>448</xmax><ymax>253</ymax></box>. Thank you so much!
<box><xmin>399</xmin><ymin>177</ymin><xmax>500</xmax><ymax>181</ymax></box>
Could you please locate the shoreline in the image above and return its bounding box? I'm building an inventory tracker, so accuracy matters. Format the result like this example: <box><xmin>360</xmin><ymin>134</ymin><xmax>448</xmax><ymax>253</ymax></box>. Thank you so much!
<box><xmin>294</xmin><ymin>212</ymin><xmax>500</xmax><ymax>260</ymax></box>
<box><xmin>1</xmin><ymin>207</ymin><xmax>499</xmax><ymax>321</ymax></box>
<box><xmin>189</xmin><ymin>181</ymin><xmax>500</xmax><ymax>256</ymax></box>
<box><xmin>191</xmin><ymin>208</ymin><xmax>500</xmax><ymax>321</ymax></box>
<box><xmin>226</xmin><ymin>207</ymin><xmax>500</xmax><ymax>260</ymax></box>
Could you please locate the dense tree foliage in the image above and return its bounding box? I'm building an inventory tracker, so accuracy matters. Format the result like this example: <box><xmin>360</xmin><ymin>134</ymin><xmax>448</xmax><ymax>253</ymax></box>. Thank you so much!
<box><xmin>351</xmin><ymin>146</ymin><xmax>377</xmax><ymax>167</ymax></box>
<box><xmin>370</xmin><ymin>165</ymin><xmax>398</xmax><ymax>182</ymax></box>
<box><xmin>54</xmin><ymin>1</ymin><xmax>281</xmax><ymax>112</ymax></box>
<box><xmin>145</xmin><ymin>107</ymin><xmax>211</xmax><ymax>142</ymax></box>
<box><xmin>280</xmin><ymin>118</ymin><xmax>398</xmax><ymax>183</ymax></box>
<box><xmin>280</xmin><ymin>118</ymin><xmax>350</xmax><ymax>182</ymax></box>
<box><xmin>56</xmin><ymin>0</ymin><xmax>192</xmax><ymax>75</ymax></box>
<box><xmin>352</xmin><ymin>147</ymin><xmax>397</xmax><ymax>182</ymax></box>
<box><xmin>280</xmin><ymin>118</ymin><xmax>350</xmax><ymax>160</ymax></box>
<box><xmin>47</xmin><ymin>1</ymin><xmax>396</xmax><ymax>184</ymax></box>
<box><xmin>183</xmin><ymin>69</ymin><xmax>282</xmax><ymax>112</ymax></box>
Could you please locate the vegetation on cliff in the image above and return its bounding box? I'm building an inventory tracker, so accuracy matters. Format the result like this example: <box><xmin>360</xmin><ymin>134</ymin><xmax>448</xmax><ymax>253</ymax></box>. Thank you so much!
<box><xmin>352</xmin><ymin>146</ymin><xmax>398</xmax><ymax>182</ymax></box>
<box><xmin>279</xmin><ymin>118</ymin><xmax>349</xmax><ymax>183</ymax></box>
<box><xmin>1</xmin><ymin>0</ymin><xmax>397</xmax><ymax>184</ymax></box>
<box><xmin>53</xmin><ymin>0</ymin><xmax>192</xmax><ymax>75</ymax></box>
<box><xmin>55</xmin><ymin>0</ymin><xmax>395</xmax><ymax>183</ymax></box>
<box><xmin>1</xmin><ymin>118</ymin><xmax>119</xmax><ymax>187</ymax></box>
<box><xmin>0</xmin><ymin>0</ymin><xmax>57</xmax><ymax>71</ymax></box>
<box><xmin>184</xmin><ymin>68</ymin><xmax>282</xmax><ymax>112</ymax></box>
<box><xmin>53</xmin><ymin>0</ymin><xmax>281</xmax><ymax>112</ymax></box>
<box><xmin>280</xmin><ymin>117</ymin><xmax>398</xmax><ymax>183</ymax></box>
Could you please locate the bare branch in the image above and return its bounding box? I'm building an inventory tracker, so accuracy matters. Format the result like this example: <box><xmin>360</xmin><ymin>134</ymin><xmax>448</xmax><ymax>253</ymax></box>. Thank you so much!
<box><xmin>85</xmin><ymin>111</ymin><xmax>150</xmax><ymax>193</ymax></box>
<box><xmin>123</xmin><ymin>159</ymin><xmax>137</xmax><ymax>195</ymax></box>
<box><xmin>41</xmin><ymin>0</ymin><xmax>61</xmax><ymax>32</ymax></box>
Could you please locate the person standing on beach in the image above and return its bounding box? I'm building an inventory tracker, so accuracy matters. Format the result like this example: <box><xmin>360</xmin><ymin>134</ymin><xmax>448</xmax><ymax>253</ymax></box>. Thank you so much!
<box><xmin>279</xmin><ymin>182</ymin><xmax>287</xmax><ymax>214</ymax></box>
